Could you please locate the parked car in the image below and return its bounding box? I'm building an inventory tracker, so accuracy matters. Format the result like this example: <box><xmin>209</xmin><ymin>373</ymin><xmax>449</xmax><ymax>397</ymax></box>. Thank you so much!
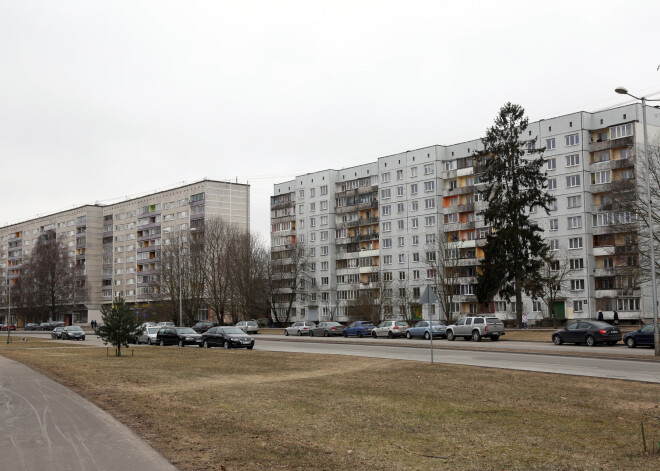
<box><xmin>51</xmin><ymin>326</ymin><xmax>65</xmax><ymax>339</ymax></box>
<box><xmin>192</xmin><ymin>321</ymin><xmax>215</xmax><ymax>333</ymax></box>
<box><xmin>1</xmin><ymin>324</ymin><xmax>17</xmax><ymax>331</ymax></box>
<box><xmin>157</xmin><ymin>321</ymin><xmax>175</xmax><ymax>328</ymax></box>
<box><xmin>624</xmin><ymin>323</ymin><xmax>658</xmax><ymax>348</ymax></box>
<box><xmin>309</xmin><ymin>322</ymin><xmax>344</xmax><ymax>337</ymax></box>
<box><xmin>552</xmin><ymin>321</ymin><xmax>622</xmax><ymax>346</ymax></box>
<box><xmin>236</xmin><ymin>320</ymin><xmax>259</xmax><ymax>334</ymax></box>
<box><xmin>406</xmin><ymin>320</ymin><xmax>447</xmax><ymax>339</ymax></box>
<box><xmin>200</xmin><ymin>326</ymin><xmax>255</xmax><ymax>349</ymax></box>
<box><xmin>25</xmin><ymin>323</ymin><xmax>40</xmax><ymax>331</ymax></box>
<box><xmin>372</xmin><ymin>320</ymin><xmax>409</xmax><ymax>339</ymax></box>
<box><xmin>62</xmin><ymin>326</ymin><xmax>86</xmax><ymax>341</ymax></box>
<box><xmin>136</xmin><ymin>326</ymin><xmax>162</xmax><ymax>345</ymax></box>
<box><xmin>156</xmin><ymin>327</ymin><xmax>202</xmax><ymax>347</ymax></box>
<box><xmin>284</xmin><ymin>321</ymin><xmax>316</xmax><ymax>336</ymax></box>
<box><xmin>52</xmin><ymin>321</ymin><xmax>66</xmax><ymax>328</ymax></box>
<box><xmin>342</xmin><ymin>321</ymin><xmax>375</xmax><ymax>338</ymax></box>
<box><xmin>38</xmin><ymin>322</ymin><xmax>53</xmax><ymax>331</ymax></box>
<box><xmin>446</xmin><ymin>316</ymin><xmax>505</xmax><ymax>342</ymax></box>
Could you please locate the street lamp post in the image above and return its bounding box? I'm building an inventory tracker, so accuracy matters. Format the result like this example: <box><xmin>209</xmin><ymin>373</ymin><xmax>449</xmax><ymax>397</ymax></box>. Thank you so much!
<box><xmin>615</xmin><ymin>87</ymin><xmax>660</xmax><ymax>356</ymax></box>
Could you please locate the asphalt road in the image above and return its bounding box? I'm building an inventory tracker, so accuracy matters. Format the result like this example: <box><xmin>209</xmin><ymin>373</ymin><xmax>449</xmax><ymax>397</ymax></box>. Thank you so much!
<box><xmin>0</xmin><ymin>355</ymin><xmax>177</xmax><ymax>471</ymax></box>
<box><xmin>254</xmin><ymin>339</ymin><xmax>660</xmax><ymax>383</ymax></box>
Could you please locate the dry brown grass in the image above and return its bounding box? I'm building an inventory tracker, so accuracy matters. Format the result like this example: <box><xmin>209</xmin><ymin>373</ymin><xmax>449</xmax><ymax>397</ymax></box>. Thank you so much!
<box><xmin>2</xmin><ymin>343</ymin><xmax>660</xmax><ymax>471</ymax></box>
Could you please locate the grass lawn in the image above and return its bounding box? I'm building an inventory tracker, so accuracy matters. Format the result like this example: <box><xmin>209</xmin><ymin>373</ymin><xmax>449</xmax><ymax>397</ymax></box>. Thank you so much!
<box><xmin>1</xmin><ymin>341</ymin><xmax>659</xmax><ymax>470</ymax></box>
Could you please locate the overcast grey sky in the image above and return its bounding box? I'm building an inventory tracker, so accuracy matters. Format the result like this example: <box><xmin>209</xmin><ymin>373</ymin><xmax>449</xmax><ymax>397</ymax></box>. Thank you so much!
<box><xmin>1</xmin><ymin>0</ymin><xmax>659</xmax><ymax>239</ymax></box>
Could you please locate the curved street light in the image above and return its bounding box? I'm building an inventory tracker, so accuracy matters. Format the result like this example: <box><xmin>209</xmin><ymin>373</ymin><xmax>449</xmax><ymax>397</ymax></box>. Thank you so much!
<box><xmin>615</xmin><ymin>86</ymin><xmax>660</xmax><ymax>356</ymax></box>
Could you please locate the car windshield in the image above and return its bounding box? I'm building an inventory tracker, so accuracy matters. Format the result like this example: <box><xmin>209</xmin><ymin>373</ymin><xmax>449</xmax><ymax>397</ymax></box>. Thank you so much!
<box><xmin>147</xmin><ymin>327</ymin><xmax>160</xmax><ymax>334</ymax></box>
<box><xmin>222</xmin><ymin>328</ymin><xmax>246</xmax><ymax>335</ymax></box>
<box><xmin>176</xmin><ymin>328</ymin><xmax>196</xmax><ymax>334</ymax></box>
<box><xmin>590</xmin><ymin>321</ymin><xmax>612</xmax><ymax>329</ymax></box>
<box><xmin>67</xmin><ymin>326</ymin><xmax>83</xmax><ymax>331</ymax></box>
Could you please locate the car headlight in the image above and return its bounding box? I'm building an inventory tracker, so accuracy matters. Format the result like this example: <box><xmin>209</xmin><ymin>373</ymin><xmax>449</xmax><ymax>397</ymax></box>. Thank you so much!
<box><xmin>185</xmin><ymin>337</ymin><xmax>193</xmax><ymax>341</ymax></box>
<box><xmin>230</xmin><ymin>337</ymin><xmax>240</xmax><ymax>342</ymax></box>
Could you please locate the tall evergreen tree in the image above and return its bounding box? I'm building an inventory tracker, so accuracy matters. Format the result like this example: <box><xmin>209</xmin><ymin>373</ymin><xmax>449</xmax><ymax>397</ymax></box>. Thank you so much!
<box><xmin>98</xmin><ymin>296</ymin><xmax>143</xmax><ymax>357</ymax></box>
<box><xmin>475</xmin><ymin>103</ymin><xmax>555</xmax><ymax>327</ymax></box>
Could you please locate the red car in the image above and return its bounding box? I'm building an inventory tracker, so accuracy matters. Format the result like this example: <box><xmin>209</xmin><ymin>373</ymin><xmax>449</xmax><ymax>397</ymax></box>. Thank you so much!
<box><xmin>0</xmin><ymin>324</ymin><xmax>17</xmax><ymax>331</ymax></box>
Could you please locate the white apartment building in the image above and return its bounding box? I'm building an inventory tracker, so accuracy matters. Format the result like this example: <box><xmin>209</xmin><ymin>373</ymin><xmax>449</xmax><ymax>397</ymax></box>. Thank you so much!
<box><xmin>271</xmin><ymin>104</ymin><xmax>660</xmax><ymax>325</ymax></box>
<box><xmin>1</xmin><ymin>180</ymin><xmax>249</xmax><ymax>325</ymax></box>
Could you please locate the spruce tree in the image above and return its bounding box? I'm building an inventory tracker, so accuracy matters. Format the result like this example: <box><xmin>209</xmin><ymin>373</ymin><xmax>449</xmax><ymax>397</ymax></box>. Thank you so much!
<box><xmin>475</xmin><ymin>103</ymin><xmax>555</xmax><ymax>327</ymax></box>
<box><xmin>98</xmin><ymin>295</ymin><xmax>143</xmax><ymax>356</ymax></box>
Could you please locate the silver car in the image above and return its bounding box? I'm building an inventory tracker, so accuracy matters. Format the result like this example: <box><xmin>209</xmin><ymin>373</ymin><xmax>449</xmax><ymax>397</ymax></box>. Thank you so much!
<box><xmin>236</xmin><ymin>320</ymin><xmax>259</xmax><ymax>334</ymax></box>
<box><xmin>371</xmin><ymin>320</ymin><xmax>409</xmax><ymax>338</ymax></box>
<box><xmin>284</xmin><ymin>321</ymin><xmax>316</xmax><ymax>336</ymax></box>
<box><xmin>136</xmin><ymin>326</ymin><xmax>161</xmax><ymax>345</ymax></box>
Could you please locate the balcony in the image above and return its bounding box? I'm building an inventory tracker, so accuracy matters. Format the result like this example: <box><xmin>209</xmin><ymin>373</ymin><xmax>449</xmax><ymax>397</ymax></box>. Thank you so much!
<box><xmin>593</xmin><ymin>268</ymin><xmax>615</xmax><ymax>277</ymax></box>
<box><xmin>457</xmin><ymin>203</ymin><xmax>475</xmax><ymax>212</ymax></box>
<box><xmin>589</xmin><ymin>136</ymin><xmax>634</xmax><ymax>153</ymax></box>
<box><xmin>590</xmin><ymin>158</ymin><xmax>635</xmax><ymax>172</ymax></box>
<box><xmin>270</xmin><ymin>200</ymin><xmax>295</xmax><ymax>211</ymax></box>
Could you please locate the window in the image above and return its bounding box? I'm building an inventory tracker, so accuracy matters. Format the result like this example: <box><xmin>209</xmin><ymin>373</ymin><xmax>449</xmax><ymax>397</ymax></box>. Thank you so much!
<box><xmin>426</xmin><ymin>233</ymin><xmax>436</xmax><ymax>244</ymax></box>
<box><xmin>310</xmin><ymin>188</ymin><xmax>315</xmax><ymax>197</ymax></box>
<box><xmin>569</xmin><ymin>237</ymin><xmax>583</xmax><ymax>249</ymax></box>
<box><xmin>546</xmin><ymin>138</ymin><xmax>556</xmax><ymax>150</ymax></box>
<box><xmin>571</xmin><ymin>279</ymin><xmax>585</xmax><ymax>290</ymax></box>
<box><xmin>411</xmin><ymin>218</ymin><xmax>419</xmax><ymax>229</ymax></box>
<box><xmin>397</xmin><ymin>220</ymin><xmax>405</xmax><ymax>230</ymax></box>
<box><xmin>425</xmin><ymin>198</ymin><xmax>435</xmax><ymax>209</ymax></box>
<box><xmin>397</xmin><ymin>237</ymin><xmax>405</xmax><ymax>247</ymax></box>
<box><xmin>310</xmin><ymin>202</ymin><xmax>316</xmax><ymax>211</ymax></box>
<box><xmin>566</xmin><ymin>174</ymin><xmax>581</xmax><ymax>188</ymax></box>
<box><xmin>548</xmin><ymin>178</ymin><xmax>557</xmax><ymax>190</ymax></box>
<box><xmin>397</xmin><ymin>186</ymin><xmax>404</xmax><ymax>197</ymax></box>
<box><xmin>399</xmin><ymin>271</ymin><xmax>406</xmax><ymax>280</ymax></box>
<box><xmin>397</xmin><ymin>203</ymin><xmax>405</xmax><ymax>213</ymax></box>
<box><xmin>412</xmin><ymin>252</ymin><xmax>420</xmax><ymax>262</ymax></box>
<box><xmin>567</xmin><ymin>216</ymin><xmax>582</xmax><ymax>229</ymax></box>
<box><xmin>532</xmin><ymin>301</ymin><xmax>542</xmax><ymax>312</ymax></box>
<box><xmin>425</xmin><ymin>216</ymin><xmax>436</xmax><ymax>227</ymax></box>
<box><xmin>621</xmin><ymin>169</ymin><xmax>634</xmax><ymax>180</ymax></box>
<box><xmin>410</xmin><ymin>183</ymin><xmax>418</xmax><ymax>194</ymax></box>
<box><xmin>320</xmin><ymin>216</ymin><xmax>328</xmax><ymax>225</ymax></box>
<box><xmin>382</xmin><ymin>222</ymin><xmax>391</xmax><ymax>232</ymax></box>
<box><xmin>412</xmin><ymin>270</ymin><xmax>420</xmax><ymax>280</ymax></box>
<box><xmin>398</xmin><ymin>254</ymin><xmax>405</xmax><ymax>263</ymax></box>
<box><xmin>320</xmin><ymin>231</ymin><xmax>328</xmax><ymax>241</ymax></box>
<box><xmin>412</xmin><ymin>235</ymin><xmax>419</xmax><ymax>245</ymax></box>
<box><xmin>299</xmin><ymin>190</ymin><xmax>304</xmax><ymax>198</ymax></box>
<box><xmin>569</xmin><ymin>258</ymin><xmax>584</xmax><ymax>270</ymax></box>
<box><xmin>591</xmin><ymin>171</ymin><xmax>611</xmax><ymax>185</ymax></box>
<box><xmin>320</xmin><ymin>185</ymin><xmax>328</xmax><ymax>195</ymax></box>
<box><xmin>548</xmin><ymin>200</ymin><xmax>558</xmax><ymax>211</ymax></box>
<box><xmin>573</xmin><ymin>300</ymin><xmax>583</xmax><ymax>312</ymax></box>
<box><xmin>444</xmin><ymin>160</ymin><xmax>455</xmax><ymax>171</ymax></box>
<box><xmin>549</xmin><ymin>219</ymin><xmax>558</xmax><ymax>231</ymax></box>
<box><xmin>396</xmin><ymin>170</ymin><xmax>403</xmax><ymax>180</ymax></box>
<box><xmin>547</xmin><ymin>158</ymin><xmax>556</xmax><ymax>170</ymax></box>
<box><xmin>310</xmin><ymin>217</ymin><xmax>316</xmax><ymax>227</ymax></box>
<box><xmin>383</xmin><ymin>238</ymin><xmax>392</xmax><ymax>248</ymax></box>
<box><xmin>382</xmin><ymin>205</ymin><xmax>391</xmax><ymax>216</ymax></box>
<box><xmin>603</xmin><ymin>257</ymin><xmax>613</xmax><ymax>268</ymax></box>
<box><xmin>411</xmin><ymin>201</ymin><xmax>419</xmax><ymax>211</ymax></box>
<box><xmin>550</xmin><ymin>239</ymin><xmax>559</xmax><ymax>251</ymax></box>
<box><xmin>424</xmin><ymin>181</ymin><xmax>435</xmax><ymax>192</ymax></box>
<box><xmin>565</xmin><ymin>154</ymin><xmax>580</xmax><ymax>167</ymax></box>
<box><xmin>621</xmin><ymin>148</ymin><xmax>632</xmax><ymax>159</ymax></box>
<box><xmin>381</xmin><ymin>189</ymin><xmax>391</xmax><ymax>199</ymax></box>
<box><xmin>320</xmin><ymin>201</ymin><xmax>328</xmax><ymax>211</ymax></box>
<box><xmin>593</xmin><ymin>213</ymin><xmax>613</xmax><ymax>227</ymax></box>
<box><xmin>610</xmin><ymin>123</ymin><xmax>632</xmax><ymax>140</ymax></box>
<box><xmin>381</xmin><ymin>172</ymin><xmax>391</xmax><ymax>183</ymax></box>
<box><xmin>321</xmin><ymin>246</ymin><xmax>328</xmax><ymax>256</ymax></box>
<box><xmin>383</xmin><ymin>255</ymin><xmax>392</xmax><ymax>264</ymax></box>
<box><xmin>618</xmin><ymin>298</ymin><xmax>640</xmax><ymax>311</ymax></box>
<box><xmin>565</xmin><ymin>133</ymin><xmax>580</xmax><ymax>147</ymax></box>
<box><xmin>383</xmin><ymin>272</ymin><xmax>392</xmax><ymax>281</ymax></box>
<box><xmin>567</xmin><ymin>195</ymin><xmax>582</xmax><ymax>208</ymax></box>
<box><xmin>424</xmin><ymin>164</ymin><xmax>434</xmax><ymax>175</ymax></box>
<box><xmin>410</xmin><ymin>167</ymin><xmax>418</xmax><ymax>177</ymax></box>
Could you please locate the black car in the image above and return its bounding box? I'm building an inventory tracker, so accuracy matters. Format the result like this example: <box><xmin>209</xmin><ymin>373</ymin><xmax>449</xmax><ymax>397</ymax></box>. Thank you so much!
<box><xmin>62</xmin><ymin>326</ymin><xmax>86</xmax><ymax>341</ymax></box>
<box><xmin>38</xmin><ymin>322</ymin><xmax>52</xmax><ymax>331</ymax></box>
<box><xmin>25</xmin><ymin>323</ymin><xmax>40</xmax><ymax>331</ymax></box>
<box><xmin>191</xmin><ymin>321</ymin><xmax>215</xmax><ymax>333</ymax></box>
<box><xmin>624</xmin><ymin>323</ymin><xmax>658</xmax><ymax>348</ymax></box>
<box><xmin>199</xmin><ymin>326</ymin><xmax>254</xmax><ymax>349</ymax></box>
<box><xmin>552</xmin><ymin>320</ymin><xmax>622</xmax><ymax>346</ymax></box>
<box><xmin>156</xmin><ymin>327</ymin><xmax>202</xmax><ymax>347</ymax></box>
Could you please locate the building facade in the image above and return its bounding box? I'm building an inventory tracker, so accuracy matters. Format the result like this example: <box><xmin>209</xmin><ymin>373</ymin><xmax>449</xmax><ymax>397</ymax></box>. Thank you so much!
<box><xmin>1</xmin><ymin>180</ymin><xmax>249</xmax><ymax>325</ymax></box>
<box><xmin>271</xmin><ymin>104</ymin><xmax>660</xmax><ymax>325</ymax></box>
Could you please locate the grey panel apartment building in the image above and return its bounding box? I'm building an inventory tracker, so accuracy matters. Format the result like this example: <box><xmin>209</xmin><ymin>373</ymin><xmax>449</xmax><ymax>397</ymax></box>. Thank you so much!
<box><xmin>270</xmin><ymin>104</ymin><xmax>660</xmax><ymax>325</ymax></box>
<box><xmin>1</xmin><ymin>180</ymin><xmax>249</xmax><ymax>325</ymax></box>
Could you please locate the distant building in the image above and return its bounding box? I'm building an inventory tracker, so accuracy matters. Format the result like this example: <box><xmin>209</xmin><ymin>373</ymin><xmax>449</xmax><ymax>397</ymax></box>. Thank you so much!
<box><xmin>1</xmin><ymin>180</ymin><xmax>249</xmax><ymax>325</ymax></box>
<box><xmin>271</xmin><ymin>104</ymin><xmax>660</xmax><ymax>325</ymax></box>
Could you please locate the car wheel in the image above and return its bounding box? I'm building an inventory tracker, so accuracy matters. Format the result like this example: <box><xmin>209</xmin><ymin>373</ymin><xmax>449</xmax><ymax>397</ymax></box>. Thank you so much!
<box><xmin>247</xmin><ymin>345</ymin><xmax>254</xmax><ymax>350</ymax></box>
<box><xmin>309</xmin><ymin>331</ymin><xmax>314</xmax><ymax>337</ymax></box>
<box><xmin>447</xmin><ymin>330</ymin><xmax>455</xmax><ymax>341</ymax></box>
<box><xmin>284</xmin><ymin>330</ymin><xmax>289</xmax><ymax>336</ymax></box>
<box><xmin>406</xmin><ymin>331</ymin><xmax>412</xmax><ymax>339</ymax></box>
<box><xmin>371</xmin><ymin>332</ymin><xmax>377</xmax><ymax>338</ymax></box>
<box><xmin>223</xmin><ymin>340</ymin><xmax>230</xmax><ymax>349</ymax></box>
<box><xmin>626</xmin><ymin>337</ymin><xmax>636</xmax><ymax>348</ymax></box>
<box><xmin>159</xmin><ymin>340</ymin><xmax>164</xmax><ymax>346</ymax></box>
<box><xmin>472</xmin><ymin>330</ymin><xmax>481</xmax><ymax>342</ymax></box>
<box><xmin>552</xmin><ymin>335</ymin><xmax>563</xmax><ymax>345</ymax></box>
<box><xmin>585</xmin><ymin>335</ymin><xmax>596</xmax><ymax>347</ymax></box>
<box><xmin>388</xmin><ymin>331</ymin><xmax>394</xmax><ymax>339</ymax></box>
<box><xmin>490</xmin><ymin>335</ymin><xmax>499</xmax><ymax>341</ymax></box>
<box><xmin>203</xmin><ymin>340</ymin><xmax>209</xmax><ymax>348</ymax></box>
<box><xmin>324</xmin><ymin>331</ymin><xmax>330</xmax><ymax>337</ymax></box>
<box><xmin>297</xmin><ymin>330</ymin><xmax>302</xmax><ymax>336</ymax></box>
<box><xmin>178</xmin><ymin>340</ymin><xmax>184</xmax><ymax>347</ymax></box>
<box><xmin>424</xmin><ymin>332</ymin><xmax>430</xmax><ymax>340</ymax></box>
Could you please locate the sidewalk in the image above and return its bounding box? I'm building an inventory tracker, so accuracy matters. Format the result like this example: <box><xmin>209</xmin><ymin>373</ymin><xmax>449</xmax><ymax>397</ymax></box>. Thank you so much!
<box><xmin>0</xmin><ymin>356</ymin><xmax>177</xmax><ymax>471</ymax></box>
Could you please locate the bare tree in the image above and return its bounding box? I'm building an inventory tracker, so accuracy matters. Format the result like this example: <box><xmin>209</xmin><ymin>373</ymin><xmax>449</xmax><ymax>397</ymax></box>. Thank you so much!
<box><xmin>21</xmin><ymin>232</ymin><xmax>76</xmax><ymax>321</ymax></box>
<box><xmin>265</xmin><ymin>242</ymin><xmax>311</xmax><ymax>326</ymax></box>
<box><xmin>425</xmin><ymin>232</ymin><xmax>463</xmax><ymax>324</ymax></box>
<box><xmin>539</xmin><ymin>254</ymin><xmax>572</xmax><ymax>328</ymax></box>
<box><xmin>203</xmin><ymin>218</ymin><xmax>236</xmax><ymax>325</ymax></box>
<box><xmin>347</xmin><ymin>268</ymin><xmax>391</xmax><ymax>325</ymax></box>
<box><xmin>230</xmin><ymin>231</ymin><xmax>269</xmax><ymax>324</ymax></box>
<box><xmin>393</xmin><ymin>278</ymin><xmax>419</xmax><ymax>326</ymax></box>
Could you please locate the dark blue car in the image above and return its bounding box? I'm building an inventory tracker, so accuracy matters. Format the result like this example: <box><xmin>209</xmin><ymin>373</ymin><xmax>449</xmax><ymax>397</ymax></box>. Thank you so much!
<box><xmin>624</xmin><ymin>323</ymin><xmax>658</xmax><ymax>348</ymax></box>
<box><xmin>342</xmin><ymin>321</ymin><xmax>375</xmax><ymax>338</ymax></box>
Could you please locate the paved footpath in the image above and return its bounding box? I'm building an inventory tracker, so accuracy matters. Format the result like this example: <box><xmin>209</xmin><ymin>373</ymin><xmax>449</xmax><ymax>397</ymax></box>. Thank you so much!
<box><xmin>0</xmin><ymin>356</ymin><xmax>177</xmax><ymax>471</ymax></box>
